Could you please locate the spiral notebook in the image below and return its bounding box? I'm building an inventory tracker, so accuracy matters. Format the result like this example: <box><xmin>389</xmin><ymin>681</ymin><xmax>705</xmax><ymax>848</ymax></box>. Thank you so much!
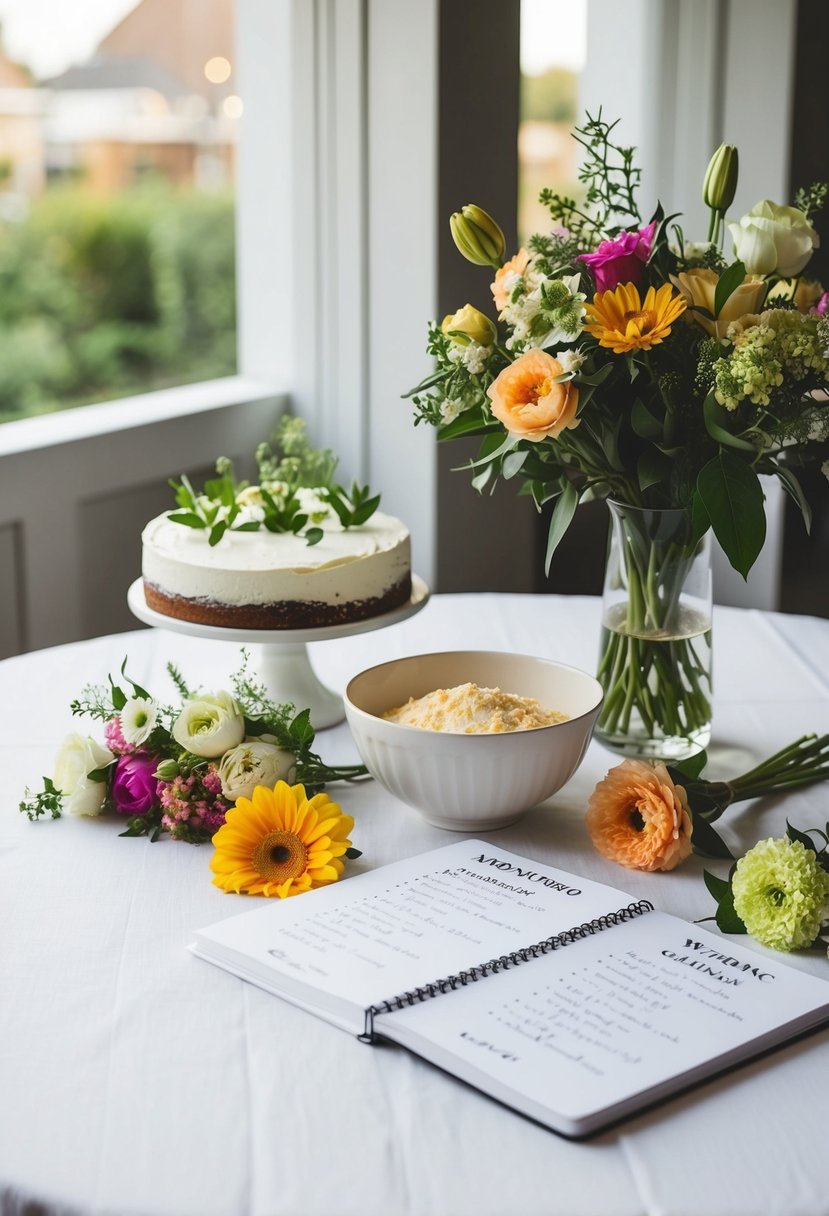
<box><xmin>191</xmin><ymin>839</ymin><xmax>829</xmax><ymax>1138</ymax></box>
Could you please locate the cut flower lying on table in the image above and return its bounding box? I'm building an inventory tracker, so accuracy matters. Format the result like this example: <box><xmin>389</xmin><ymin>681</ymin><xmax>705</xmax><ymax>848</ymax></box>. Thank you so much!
<box><xmin>19</xmin><ymin>653</ymin><xmax>365</xmax><ymax>893</ymax></box>
<box><xmin>586</xmin><ymin>737</ymin><xmax>829</xmax><ymax>953</ymax></box>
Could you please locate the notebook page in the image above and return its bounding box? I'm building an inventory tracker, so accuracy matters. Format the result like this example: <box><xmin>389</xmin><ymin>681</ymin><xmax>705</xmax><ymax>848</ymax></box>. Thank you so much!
<box><xmin>193</xmin><ymin>839</ymin><xmax>636</xmax><ymax>1014</ymax></box>
<box><xmin>381</xmin><ymin>911</ymin><xmax>829</xmax><ymax>1134</ymax></box>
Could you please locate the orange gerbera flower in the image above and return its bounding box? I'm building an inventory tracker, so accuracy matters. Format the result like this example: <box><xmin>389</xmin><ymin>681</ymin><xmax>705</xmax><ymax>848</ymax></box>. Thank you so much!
<box><xmin>210</xmin><ymin>780</ymin><xmax>355</xmax><ymax>897</ymax></box>
<box><xmin>584</xmin><ymin>281</ymin><xmax>686</xmax><ymax>354</ymax></box>
<box><xmin>586</xmin><ymin>759</ymin><xmax>693</xmax><ymax>872</ymax></box>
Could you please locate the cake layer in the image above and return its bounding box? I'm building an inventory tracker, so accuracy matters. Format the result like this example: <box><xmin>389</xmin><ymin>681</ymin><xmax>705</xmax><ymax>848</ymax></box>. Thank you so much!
<box><xmin>141</xmin><ymin>509</ymin><xmax>411</xmax><ymax>630</ymax></box>
<box><xmin>143</xmin><ymin>576</ymin><xmax>412</xmax><ymax>630</ymax></box>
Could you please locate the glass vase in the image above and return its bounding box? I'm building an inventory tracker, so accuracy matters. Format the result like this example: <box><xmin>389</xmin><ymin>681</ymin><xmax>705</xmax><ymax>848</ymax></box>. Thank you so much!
<box><xmin>595</xmin><ymin>500</ymin><xmax>712</xmax><ymax>760</ymax></box>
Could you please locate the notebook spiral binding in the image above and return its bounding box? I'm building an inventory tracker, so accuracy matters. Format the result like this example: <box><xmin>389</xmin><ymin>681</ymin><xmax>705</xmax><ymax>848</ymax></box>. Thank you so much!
<box><xmin>358</xmin><ymin>897</ymin><xmax>654</xmax><ymax>1044</ymax></box>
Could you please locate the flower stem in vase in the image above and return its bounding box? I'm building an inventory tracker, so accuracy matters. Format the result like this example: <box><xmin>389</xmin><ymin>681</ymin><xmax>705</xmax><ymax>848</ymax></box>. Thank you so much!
<box><xmin>595</xmin><ymin>501</ymin><xmax>713</xmax><ymax>760</ymax></box>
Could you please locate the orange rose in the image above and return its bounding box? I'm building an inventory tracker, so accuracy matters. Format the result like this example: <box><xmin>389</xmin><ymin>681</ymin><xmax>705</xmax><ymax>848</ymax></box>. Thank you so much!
<box><xmin>486</xmin><ymin>350</ymin><xmax>579</xmax><ymax>442</ymax></box>
<box><xmin>586</xmin><ymin>758</ymin><xmax>693</xmax><ymax>872</ymax></box>
<box><xmin>491</xmin><ymin>247</ymin><xmax>531</xmax><ymax>313</ymax></box>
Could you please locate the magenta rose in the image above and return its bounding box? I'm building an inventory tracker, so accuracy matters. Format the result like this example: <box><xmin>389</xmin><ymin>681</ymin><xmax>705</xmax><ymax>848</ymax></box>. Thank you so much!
<box><xmin>579</xmin><ymin>220</ymin><xmax>657</xmax><ymax>293</ymax></box>
<box><xmin>111</xmin><ymin>754</ymin><xmax>160</xmax><ymax>816</ymax></box>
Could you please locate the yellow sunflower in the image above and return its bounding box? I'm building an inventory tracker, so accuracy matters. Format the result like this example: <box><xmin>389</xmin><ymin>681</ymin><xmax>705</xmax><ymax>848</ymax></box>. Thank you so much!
<box><xmin>584</xmin><ymin>281</ymin><xmax>686</xmax><ymax>354</ymax></box>
<box><xmin>210</xmin><ymin>781</ymin><xmax>355</xmax><ymax>897</ymax></box>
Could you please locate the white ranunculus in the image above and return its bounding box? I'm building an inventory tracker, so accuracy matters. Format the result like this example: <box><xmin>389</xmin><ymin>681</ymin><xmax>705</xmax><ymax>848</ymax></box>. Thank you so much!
<box><xmin>119</xmin><ymin>697</ymin><xmax>158</xmax><ymax>746</ymax></box>
<box><xmin>53</xmin><ymin>733</ymin><xmax>115</xmax><ymax>817</ymax></box>
<box><xmin>172</xmin><ymin>691</ymin><xmax>245</xmax><ymax>758</ymax></box>
<box><xmin>218</xmin><ymin>740</ymin><xmax>296</xmax><ymax>802</ymax></box>
<box><xmin>729</xmin><ymin>200</ymin><xmax>819</xmax><ymax>278</ymax></box>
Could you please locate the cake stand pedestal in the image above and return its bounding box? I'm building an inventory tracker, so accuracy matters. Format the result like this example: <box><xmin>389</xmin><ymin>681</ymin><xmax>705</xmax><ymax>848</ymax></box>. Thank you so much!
<box><xmin>127</xmin><ymin>577</ymin><xmax>430</xmax><ymax>728</ymax></box>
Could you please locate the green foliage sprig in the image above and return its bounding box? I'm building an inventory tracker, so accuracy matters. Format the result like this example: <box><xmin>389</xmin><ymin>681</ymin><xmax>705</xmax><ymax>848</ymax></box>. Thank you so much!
<box><xmin>540</xmin><ymin>110</ymin><xmax>642</xmax><ymax>242</ymax></box>
<box><xmin>168</xmin><ymin>418</ymin><xmax>381</xmax><ymax>546</ymax></box>
<box><xmin>325</xmin><ymin>482</ymin><xmax>382</xmax><ymax>528</ymax></box>
<box><xmin>19</xmin><ymin>777</ymin><xmax>63</xmax><ymax>822</ymax></box>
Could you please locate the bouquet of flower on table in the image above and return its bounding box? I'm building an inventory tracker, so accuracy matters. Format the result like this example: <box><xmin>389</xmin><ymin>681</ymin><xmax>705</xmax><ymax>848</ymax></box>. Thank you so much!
<box><xmin>407</xmin><ymin>112</ymin><xmax>829</xmax><ymax>752</ymax></box>
<box><xmin>20</xmin><ymin>652</ymin><xmax>365</xmax><ymax>898</ymax></box>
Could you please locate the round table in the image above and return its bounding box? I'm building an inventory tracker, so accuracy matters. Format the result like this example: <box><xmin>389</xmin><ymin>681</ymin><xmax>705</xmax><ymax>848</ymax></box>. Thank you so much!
<box><xmin>2</xmin><ymin>594</ymin><xmax>828</xmax><ymax>1216</ymax></box>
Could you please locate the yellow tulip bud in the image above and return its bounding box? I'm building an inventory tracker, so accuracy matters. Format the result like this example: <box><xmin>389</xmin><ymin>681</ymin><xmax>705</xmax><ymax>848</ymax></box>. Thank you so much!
<box><xmin>703</xmin><ymin>144</ymin><xmax>739</xmax><ymax>213</ymax></box>
<box><xmin>441</xmin><ymin>303</ymin><xmax>497</xmax><ymax>346</ymax></box>
<box><xmin>449</xmin><ymin>204</ymin><xmax>505</xmax><ymax>268</ymax></box>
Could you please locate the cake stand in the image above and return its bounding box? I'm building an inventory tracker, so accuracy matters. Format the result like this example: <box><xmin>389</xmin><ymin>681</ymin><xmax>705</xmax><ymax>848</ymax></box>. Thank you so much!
<box><xmin>127</xmin><ymin>576</ymin><xmax>430</xmax><ymax>728</ymax></box>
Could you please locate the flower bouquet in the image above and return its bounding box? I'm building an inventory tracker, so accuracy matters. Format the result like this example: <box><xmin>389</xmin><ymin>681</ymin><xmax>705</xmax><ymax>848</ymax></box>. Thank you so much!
<box><xmin>406</xmin><ymin>113</ymin><xmax>829</xmax><ymax>758</ymax></box>
<box><xmin>20</xmin><ymin>652</ymin><xmax>367</xmax><ymax>854</ymax></box>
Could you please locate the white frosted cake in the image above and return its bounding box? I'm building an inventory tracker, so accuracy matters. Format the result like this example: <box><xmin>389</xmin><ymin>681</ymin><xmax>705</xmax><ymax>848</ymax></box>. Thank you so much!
<box><xmin>142</xmin><ymin>510</ymin><xmax>411</xmax><ymax>630</ymax></box>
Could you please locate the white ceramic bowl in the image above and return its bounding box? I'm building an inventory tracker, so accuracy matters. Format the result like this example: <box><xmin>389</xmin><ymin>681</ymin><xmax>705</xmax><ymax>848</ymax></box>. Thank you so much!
<box><xmin>344</xmin><ymin>651</ymin><xmax>603</xmax><ymax>831</ymax></box>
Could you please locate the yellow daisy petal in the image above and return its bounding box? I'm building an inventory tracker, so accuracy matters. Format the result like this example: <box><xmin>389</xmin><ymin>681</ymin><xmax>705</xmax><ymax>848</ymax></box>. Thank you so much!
<box><xmin>585</xmin><ymin>280</ymin><xmax>686</xmax><ymax>354</ymax></box>
<box><xmin>209</xmin><ymin>779</ymin><xmax>355</xmax><ymax>897</ymax></box>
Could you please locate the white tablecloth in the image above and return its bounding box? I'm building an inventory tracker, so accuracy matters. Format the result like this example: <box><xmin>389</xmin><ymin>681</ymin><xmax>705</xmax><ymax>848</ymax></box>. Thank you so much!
<box><xmin>2</xmin><ymin>594</ymin><xmax>829</xmax><ymax>1216</ymax></box>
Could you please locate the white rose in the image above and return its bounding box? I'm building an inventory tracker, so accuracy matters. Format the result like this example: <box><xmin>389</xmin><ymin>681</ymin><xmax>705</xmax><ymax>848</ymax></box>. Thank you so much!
<box><xmin>729</xmin><ymin>200</ymin><xmax>819</xmax><ymax>278</ymax></box>
<box><xmin>172</xmin><ymin>691</ymin><xmax>245</xmax><ymax>758</ymax></box>
<box><xmin>218</xmin><ymin>740</ymin><xmax>296</xmax><ymax>802</ymax></box>
<box><xmin>53</xmin><ymin>733</ymin><xmax>115</xmax><ymax>817</ymax></box>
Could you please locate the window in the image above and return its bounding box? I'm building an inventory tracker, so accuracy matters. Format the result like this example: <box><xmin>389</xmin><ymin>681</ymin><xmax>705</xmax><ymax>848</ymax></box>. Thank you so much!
<box><xmin>518</xmin><ymin>0</ymin><xmax>587</xmax><ymax>243</ymax></box>
<box><xmin>0</xmin><ymin>0</ymin><xmax>238</xmax><ymax>423</ymax></box>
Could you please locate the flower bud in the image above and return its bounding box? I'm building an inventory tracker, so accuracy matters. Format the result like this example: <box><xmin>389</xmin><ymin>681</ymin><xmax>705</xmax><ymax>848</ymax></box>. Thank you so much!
<box><xmin>703</xmin><ymin>144</ymin><xmax>739</xmax><ymax>213</ymax></box>
<box><xmin>441</xmin><ymin>303</ymin><xmax>497</xmax><ymax>346</ymax></box>
<box><xmin>449</xmin><ymin>204</ymin><xmax>505</xmax><ymax>268</ymax></box>
<box><xmin>154</xmin><ymin>757</ymin><xmax>179</xmax><ymax>781</ymax></box>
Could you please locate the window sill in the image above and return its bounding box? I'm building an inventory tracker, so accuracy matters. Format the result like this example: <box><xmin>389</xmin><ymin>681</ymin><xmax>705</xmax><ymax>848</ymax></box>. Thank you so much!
<box><xmin>0</xmin><ymin>375</ymin><xmax>284</xmax><ymax>458</ymax></box>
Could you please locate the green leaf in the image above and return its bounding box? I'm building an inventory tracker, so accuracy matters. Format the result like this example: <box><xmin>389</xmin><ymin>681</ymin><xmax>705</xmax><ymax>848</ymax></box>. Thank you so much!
<box><xmin>696</xmin><ymin>451</ymin><xmax>766</xmax><ymax>579</ymax></box>
<box><xmin>690</xmin><ymin>487</ymin><xmax>710</xmax><ymax>545</ymax></box>
<box><xmin>120</xmin><ymin>658</ymin><xmax>150</xmax><ymax>701</ymax></box>
<box><xmin>349</xmin><ymin>495</ymin><xmax>382</xmax><ymax>525</ymax></box>
<box><xmin>631</xmin><ymin>397</ymin><xmax>664</xmax><ymax>442</ymax></box>
<box><xmin>691</xmin><ymin>815</ymin><xmax>734</xmax><ymax>860</ymax></box>
<box><xmin>233</xmin><ymin>521</ymin><xmax>262</xmax><ymax>533</ymax></box>
<box><xmin>324</xmin><ymin>487</ymin><xmax>351</xmax><ymax>526</ymax></box>
<box><xmin>502</xmin><ymin>450</ymin><xmax>529</xmax><ymax>480</ymax></box>
<box><xmin>637</xmin><ymin>447</ymin><xmax>670</xmax><ymax>493</ymax></box>
<box><xmin>289</xmin><ymin>708</ymin><xmax>315</xmax><ymax>749</ymax></box>
<box><xmin>786</xmin><ymin>820</ymin><xmax>819</xmax><ymax>852</ymax></box>
<box><xmin>345</xmin><ymin>847</ymin><xmax>362</xmax><ymax>860</ymax></box>
<box><xmin>305</xmin><ymin>527</ymin><xmax>324</xmax><ymax>546</ymax></box>
<box><xmin>438</xmin><ymin>413</ymin><xmax>501</xmax><ymax>441</ymax></box>
<box><xmin>714</xmin><ymin>259</ymin><xmax>746</xmax><ymax>317</ymax></box>
<box><xmin>544</xmin><ymin>481</ymin><xmax>579</xmax><ymax>576</ymax></box>
<box><xmin>703</xmin><ymin>869</ymin><xmax>730</xmax><ymax>902</ymax></box>
<box><xmin>774</xmin><ymin>465</ymin><xmax>812</xmax><ymax>534</ymax></box>
<box><xmin>668</xmin><ymin>748</ymin><xmax>708</xmax><ymax>782</ymax></box>
<box><xmin>471</xmin><ymin>464</ymin><xmax>493</xmax><ymax>493</ymax></box>
<box><xmin>209</xmin><ymin>521</ymin><xmax>227</xmax><ymax>547</ymax></box>
<box><xmin>714</xmin><ymin>885</ymin><xmax>747</xmax><ymax>934</ymax></box>
<box><xmin>243</xmin><ymin>716</ymin><xmax>270</xmax><ymax>737</ymax></box>
<box><xmin>168</xmin><ymin>512</ymin><xmax>207</xmax><ymax>529</ymax></box>
<box><xmin>463</xmin><ymin>433</ymin><xmax>518</xmax><ymax>471</ymax></box>
<box><xmin>702</xmin><ymin>392</ymin><xmax>756</xmax><ymax>451</ymax></box>
<box><xmin>87</xmin><ymin>766</ymin><xmax>112</xmax><ymax>783</ymax></box>
<box><xmin>108</xmin><ymin>676</ymin><xmax>127</xmax><ymax>711</ymax></box>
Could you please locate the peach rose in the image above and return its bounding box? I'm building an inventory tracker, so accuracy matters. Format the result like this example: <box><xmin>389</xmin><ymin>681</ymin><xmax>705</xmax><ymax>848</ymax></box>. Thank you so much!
<box><xmin>486</xmin><ymin>350</ymin><xmax>579</xmax><ymax>442</ymax></box>
<box><xmin>491</xmin><ymin>247</ymin><xmax>531</xmax><ymax>313</ymax></box>
<box><xmin>586</xmin><ymin>758</ymin><xmax>693</xmax><ymax>872</ymax></box>
<box><xmin>670</xmin><ymin>268</ymin><xmax>767</xmax><ymax>340</ymax></box>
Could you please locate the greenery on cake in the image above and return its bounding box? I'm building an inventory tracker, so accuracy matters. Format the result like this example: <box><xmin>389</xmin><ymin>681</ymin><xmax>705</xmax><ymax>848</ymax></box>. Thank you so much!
<box><xmin>168</xmin><ymin>417</ymin><xmax>381</xmax><ymax>547</ymax></box>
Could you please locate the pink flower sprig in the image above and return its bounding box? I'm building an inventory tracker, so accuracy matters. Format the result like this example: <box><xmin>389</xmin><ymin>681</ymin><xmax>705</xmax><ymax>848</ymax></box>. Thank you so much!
<box><xmin>158</xmin><ymin>764</ymin><xmax>230</xmax><ymax>843</ymax></box>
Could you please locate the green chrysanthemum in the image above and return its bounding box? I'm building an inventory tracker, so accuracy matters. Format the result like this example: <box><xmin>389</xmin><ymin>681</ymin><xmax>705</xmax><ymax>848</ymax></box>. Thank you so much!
<box><xmin>732</xmin><ymin>837</ymin><xmax>829</xmax><ymax>951</ymax></box>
